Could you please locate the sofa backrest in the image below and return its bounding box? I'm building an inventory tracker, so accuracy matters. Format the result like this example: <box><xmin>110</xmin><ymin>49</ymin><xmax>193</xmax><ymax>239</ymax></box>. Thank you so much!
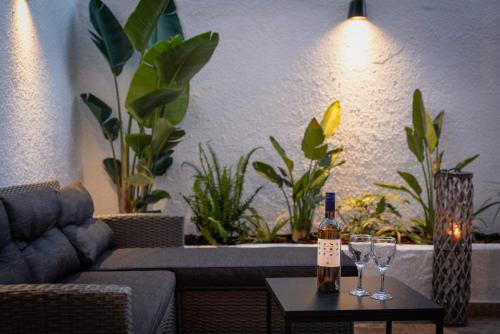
<box><xmin>0</xmin><ymin>181</ymin><xmax>113</xmax><ymax>284</ymax></box>
<box><xmin>0</xmin><ymin>186</ymin><xmax>80</xmax><ymax>283</ymax></box>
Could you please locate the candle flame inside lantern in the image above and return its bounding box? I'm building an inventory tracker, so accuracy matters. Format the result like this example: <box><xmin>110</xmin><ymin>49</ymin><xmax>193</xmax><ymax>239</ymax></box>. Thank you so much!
<box><xmin>447</xmin><ymin>223</ymin><xmax>461</xmax><ymax>239</ymax></box>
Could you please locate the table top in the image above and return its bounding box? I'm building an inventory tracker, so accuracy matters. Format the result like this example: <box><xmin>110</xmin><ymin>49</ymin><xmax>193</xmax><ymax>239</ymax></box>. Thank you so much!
<box><xmin>265</xmin><ymin>277</ymin><xmax>442</xmax><ymax>321</ymax></box>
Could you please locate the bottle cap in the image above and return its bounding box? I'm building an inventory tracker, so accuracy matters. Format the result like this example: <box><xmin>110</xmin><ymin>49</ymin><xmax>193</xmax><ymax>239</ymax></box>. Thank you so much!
<box><xmin>325</xmin><ymin>192</ymin><xmax>335</xmax><ymax>212</ymax></box>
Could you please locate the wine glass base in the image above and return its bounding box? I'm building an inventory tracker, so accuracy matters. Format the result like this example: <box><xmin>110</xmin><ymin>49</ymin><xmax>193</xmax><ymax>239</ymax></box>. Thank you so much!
<box><xmin>350</xmin><ymin>288</ymin><xmax>370</xmax><ymax>297</ymax></box>
<box><xmin>370</xmin><ymin>291</ymin><xmax>393</xmax><ymax>301</ymax></box>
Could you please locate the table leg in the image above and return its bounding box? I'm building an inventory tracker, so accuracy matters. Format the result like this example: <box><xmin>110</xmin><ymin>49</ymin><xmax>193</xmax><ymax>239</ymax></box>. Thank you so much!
<box><xmin>436</xmin><ymin>318</ymin><xmax>443</xmax><ymax>334</ymax></box>
<box><xmin>266</xmin><ymin>290</ymin><xmax>272</xmax><ymax>334</ymax></box>
<box><xmin>386</xmin><ymin>320</ymin><xmax>392</xmax><ymax>334</ymax></box>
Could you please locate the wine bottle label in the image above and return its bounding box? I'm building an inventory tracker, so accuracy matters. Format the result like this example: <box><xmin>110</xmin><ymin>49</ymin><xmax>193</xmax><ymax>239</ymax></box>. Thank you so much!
<box><xmin>317</xmin><ymin>238</ymin><xmax>341</xmax><ymax>267</ymax></box>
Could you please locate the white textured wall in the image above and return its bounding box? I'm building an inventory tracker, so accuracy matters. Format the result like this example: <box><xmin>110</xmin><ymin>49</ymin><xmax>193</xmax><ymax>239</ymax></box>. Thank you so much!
<box><xmin>0</xmin><ymin>0</ymin><xmax>80</xmax><ymax>186</ymax></box>
<box><xmin>75</xmin><ymin>0</ymin><xmax>499</xmax><ymax>234</ymax></box>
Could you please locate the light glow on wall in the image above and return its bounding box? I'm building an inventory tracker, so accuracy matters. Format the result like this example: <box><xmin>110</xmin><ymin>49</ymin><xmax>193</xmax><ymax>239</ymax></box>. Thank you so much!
<box><xmin>8</xmin><ymin>0</ymin><xmax>49</xmax><ymax>170</ymax></box>
<box><xmin>333</xmin><ymin>18</ymin><xmax>377</xmax><ymax>69</ymax></box>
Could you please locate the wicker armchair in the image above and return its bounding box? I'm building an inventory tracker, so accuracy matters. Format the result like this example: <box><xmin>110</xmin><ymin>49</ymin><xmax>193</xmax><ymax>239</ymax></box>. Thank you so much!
<box><xmin>0</xmin><ymin>284</ymin><xmax>132</xmax><ymax>334</ymax></box>
<box><xmin>0</xmin><ymin>181</ymin><xmax>183</xmax><ymax>334</ymax></box>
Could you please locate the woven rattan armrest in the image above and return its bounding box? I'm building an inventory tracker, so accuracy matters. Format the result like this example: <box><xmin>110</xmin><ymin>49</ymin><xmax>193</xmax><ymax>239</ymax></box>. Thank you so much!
<box><xmin>95</xmin><ymin>213</ymin><xmax>184</xmax><ymax>248</ymax></box>
<box><xmin>0</xmin><ymin>284</ymin><xmax>132</xmax><ymax>334</ymax></box>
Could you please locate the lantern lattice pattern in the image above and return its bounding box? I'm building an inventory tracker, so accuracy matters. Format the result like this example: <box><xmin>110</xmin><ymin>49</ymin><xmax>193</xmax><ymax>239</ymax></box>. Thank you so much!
<box><xmin>432</xmin><ymin>170</ymin><xmax>473</xmax><ymax>326</ymax></box>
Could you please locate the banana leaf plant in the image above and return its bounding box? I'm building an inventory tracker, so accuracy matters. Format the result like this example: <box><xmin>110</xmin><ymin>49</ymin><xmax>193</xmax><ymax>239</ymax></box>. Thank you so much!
<box><xmin>253</xmin><ymin>102</ymin><xmax>345</xmax><ymax>241</ymax></box>
<box><xmin>80</xmin><ymin>0</ymin><xmax>219</xmax><ymax>212</ymax></box>
<box><xmin>377</xmin><ymin>89</ymin><xmax>479</xmax><ymax>241</ymax></box>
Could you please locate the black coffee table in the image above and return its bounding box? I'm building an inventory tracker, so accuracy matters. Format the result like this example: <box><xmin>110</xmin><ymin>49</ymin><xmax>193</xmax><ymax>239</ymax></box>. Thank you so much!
<box><xmin>265</xmin><ymin>276</ymin><xmax>443</xmax><ymax>334</ymax></box>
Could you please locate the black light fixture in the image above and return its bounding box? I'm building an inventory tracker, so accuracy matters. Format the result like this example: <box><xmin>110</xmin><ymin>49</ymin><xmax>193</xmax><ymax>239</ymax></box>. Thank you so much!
<box><xmin>347</xmin><ymin>0</ymin><xmax>367</xmax><ymax>19</ymax></box>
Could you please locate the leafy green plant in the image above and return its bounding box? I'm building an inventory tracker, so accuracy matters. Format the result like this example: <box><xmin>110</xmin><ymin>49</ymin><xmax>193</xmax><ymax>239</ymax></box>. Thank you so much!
<box><xmin>336</xmin><ymin>193</ymin><xmax>421</xmax><ymax>244</ymax></box>
<box><xmin>247</xmin><ymin>213</ymin><xmax>288</xmax><ymax>243</ymax></box>
<box><xmin>81</xmin><ymin>0</ymin><xmax>219</xmax><ymax>212</ymax></box>
<box><xmin>377</xmin><ymin>89</ymin><xmax>478</xmax><ymax>241</ymax></box>
<box><xmin>253</xmin><ymin>102</ymin><xmax>345</xmax><ymax>241</ymax></box>
<box><xmin>183</xmin><ymin>145</ymin><xmax>262</xmax><ymax>245</ymax></box>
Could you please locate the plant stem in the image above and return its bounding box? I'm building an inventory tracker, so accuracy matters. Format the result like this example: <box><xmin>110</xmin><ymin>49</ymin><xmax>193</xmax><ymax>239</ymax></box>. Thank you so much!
<box><xmin>112</xmin><ymin>74</ymin><xmax>129</xmax><ymax>212</ymax></box>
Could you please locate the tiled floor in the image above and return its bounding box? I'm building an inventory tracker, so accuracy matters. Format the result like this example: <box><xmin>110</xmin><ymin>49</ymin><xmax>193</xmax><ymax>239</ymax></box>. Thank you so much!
<box><xmin>354</xmin><ymin>317</ymin><xmax>500</xmax><ymax>334</ymax></box>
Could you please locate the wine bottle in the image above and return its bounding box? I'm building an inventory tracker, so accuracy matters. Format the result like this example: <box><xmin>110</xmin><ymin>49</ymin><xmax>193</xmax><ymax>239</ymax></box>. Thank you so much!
<box><xmin>317</xmin><ymin>192</ymin><xmax>341</xmax><ymax>293</ymax></box>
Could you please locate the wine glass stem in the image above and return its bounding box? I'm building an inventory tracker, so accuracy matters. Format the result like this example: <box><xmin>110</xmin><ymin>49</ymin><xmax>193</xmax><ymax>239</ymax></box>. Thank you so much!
<box><xmin>379</xmin><ymin>271</ymin><xmax>385</xmax><ymax>293</ymax></box>
<box><xmin>356</xmin><ymin>265</ymin><xmax>364</xmax><ymax>290</ymax></box>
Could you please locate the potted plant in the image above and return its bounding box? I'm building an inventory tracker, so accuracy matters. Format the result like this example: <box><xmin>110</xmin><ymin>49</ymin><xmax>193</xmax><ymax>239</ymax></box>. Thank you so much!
<box><xmin>80</xmin><ymin>0</ymin><xmax>219</xmax><ymax>212</ymax></box>
<box><xmin>183</xmin><ymin>144</ymin><xmax>261</xmax><ymax>245</ymax></box>
<box><xmin>253</xmin><ymin>101</ymin><xmax>344</xmax><ymax>241</ymax></box>
<box><xmin>377</xmin><ymin>89</ymin><xmax>478</xmax><ymax>241</ymax></box>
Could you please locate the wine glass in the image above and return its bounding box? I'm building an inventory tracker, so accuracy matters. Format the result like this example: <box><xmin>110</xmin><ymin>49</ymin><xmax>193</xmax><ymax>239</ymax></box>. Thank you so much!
<box><xmin>371</xmin><ymin>237</ymin><xmax>397</xmax><ymax>301</ymax></box>
<box><xmin>348</xmin><ymin>234</ymin><xmax>372</xmax><ymax>297</ymax></box>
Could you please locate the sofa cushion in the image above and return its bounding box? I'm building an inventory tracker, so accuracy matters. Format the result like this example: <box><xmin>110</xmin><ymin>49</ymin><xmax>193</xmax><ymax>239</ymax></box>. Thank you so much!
<box><xmin>0</xmin><ymin>201</ymin><xmax>11</xmax><ymax>248</ymax></box>
<box><xmin>1</xmin><ymin>188</ymin><xmax>60</xmax><ymax>244</ymax></box>
<box><xmin>91</xmin><ymin>247</ymin><xmax>357</xmax><ymax>288</ymax></box>
<box><xmin>0</xmin><ymin>243</ymin><xmax>33</xmax><ymax>284</ymax></box>
<box><xmin>22</xmin><ymin>228</ymin><xmax>80</xmax><ymax>282</ymax></box>
<box><xmin>61</xmin><ymin>271</ymin><xmax>175</xmax><ymax>334</ymax></box>
<box><xmin>62</xmin><ymin>218</ymin><xmax>113</xmax><ymax>267</ymax></box>
<box><xmin>57</xmin><ymin>182</ymin><xmax>94</xmax><ymax>228</ymax></box>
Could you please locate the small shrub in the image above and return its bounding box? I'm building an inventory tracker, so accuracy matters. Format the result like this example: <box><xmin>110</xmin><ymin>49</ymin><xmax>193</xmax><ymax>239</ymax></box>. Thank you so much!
<box><xmin>183</xmin><ymin>144</ymin><xmax>261</xmax><ymax>245</ymax></box>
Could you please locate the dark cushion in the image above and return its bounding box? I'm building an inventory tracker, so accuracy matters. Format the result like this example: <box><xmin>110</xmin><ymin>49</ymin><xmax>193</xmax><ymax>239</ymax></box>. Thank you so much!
<box><xmin>22</xmin><ymin>228</ymin><xmax>80</xmax><ymax>283</ymax></box>
<box><xmin>0</xmin><ymin>201</ymin><xmax>11</xmax><ymax>248</ymax></box>
<box><xmin>62</xmin><ymin>218</ymin><xmax>113</xmax><ymax>267</ymax></box>
<box><xmin>57</xmin><ymin>182</ymin><xmax>94</xmax><ymax>228</ymax></box>
<box><xmin>61</xmin><ymin>271</ymin><xmax>175</xmax><ymax>334</ymax></box>
<box><xmin>0</xmin><ymin>243</ymin><xmax>33</xmax><ymax>284</ymax></box>
<box><xmin>1</xmin><ymin>188</ymin><xmax>60</xmax><ymax>244</ymax></box>
<box><xmin>92</xmin><ymin>247</ymin><xmax>357</xmax><ymax>288</ymax></box>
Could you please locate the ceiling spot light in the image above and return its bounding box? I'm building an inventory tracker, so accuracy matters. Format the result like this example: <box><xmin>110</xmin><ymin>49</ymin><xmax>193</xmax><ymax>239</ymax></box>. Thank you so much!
<box><xmin>347</xmin><ymin>0</ymin><xmax>367</xmax><ymax>20</ymax></box>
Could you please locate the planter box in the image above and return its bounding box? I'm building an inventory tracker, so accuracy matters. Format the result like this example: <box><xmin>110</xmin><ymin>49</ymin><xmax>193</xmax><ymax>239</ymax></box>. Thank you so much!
<box><xmin>190</xmin><ymin>243</ymin><xmax>500</xmax><ymax>303</ymax></box>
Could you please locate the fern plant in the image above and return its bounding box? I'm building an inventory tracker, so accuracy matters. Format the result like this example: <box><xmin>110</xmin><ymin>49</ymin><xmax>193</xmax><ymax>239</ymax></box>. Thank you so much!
<box><xmin>247</xmin><ymin>212</ymin><xmax>288</xmax><ymax>243</ymax></box>
<box><xmin>183</xmin><ymin>144</ymin><xmax>261</xmax><ymax>245</ymax></box>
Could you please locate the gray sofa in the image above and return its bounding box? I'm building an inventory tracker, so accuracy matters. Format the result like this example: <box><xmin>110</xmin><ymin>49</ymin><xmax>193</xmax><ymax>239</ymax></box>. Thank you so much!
<box><xmin>0</xmin><ymin>181</ymin><xmax>356</xmax><ymax>334</ymax></box>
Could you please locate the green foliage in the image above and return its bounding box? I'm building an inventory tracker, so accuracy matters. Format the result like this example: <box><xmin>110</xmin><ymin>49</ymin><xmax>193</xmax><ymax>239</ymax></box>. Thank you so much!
<box><xmin>183</xmin><ymin>145</ymin><xmax>262</xmax><ymax>245</ymax></box>
<box><xmin>81</xmin><ymin>0</ymin><xmax>219</xmax><ymax>212</ymax></box>
<box><xmin>377</xmin><ymin>89</ymin><xmax>479</xmax><ymax>241</ymax></box>
<box><xmin>88</xmin><ymin>0</ymin><xmax>133</xmax><ymax>75</ymax></box>
<box><xmin>337</xmin><ymin>193</ymin><xmax>423</xmax><ymax>244</ymax></box>
<box><xmin>253</xmin><ymin>101</ymin><xmax>344</xmax><ymax>241</ymax></box>
<box><xmin>247</xmin><ymin>213</ymin><xmax>288</xmax><ymax>243</ymax></box>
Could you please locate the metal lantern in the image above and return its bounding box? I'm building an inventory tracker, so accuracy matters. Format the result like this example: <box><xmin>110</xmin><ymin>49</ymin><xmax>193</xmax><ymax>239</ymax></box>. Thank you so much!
<box><xmin>432</xmin><ymin>169</ymin><xmax>473</xmax><ymax>326</ymax></box>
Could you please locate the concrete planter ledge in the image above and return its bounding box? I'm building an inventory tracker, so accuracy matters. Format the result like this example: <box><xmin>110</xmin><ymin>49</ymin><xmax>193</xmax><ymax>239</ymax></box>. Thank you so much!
<box><xmin>186</xmin><ymin>243</ymin><xmax>500</xmax><ymax>303</ymax></box>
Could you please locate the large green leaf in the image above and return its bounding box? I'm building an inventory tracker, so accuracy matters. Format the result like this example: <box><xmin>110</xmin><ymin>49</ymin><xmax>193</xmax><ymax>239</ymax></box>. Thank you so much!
<box><xmin>124</xmin><ymin>0</ymin><xmax>169</xmax><ymax>54</ymax></box>
<box><xmin>103</xmin><ymin>158</ymin><xmax>121</xmax><ymax>185</ymax></box>
<box><xmin>102</xmin><ymin>118</ymin><xmax>120</xmax><ymax>141</ymax></box>
<box><xmin>125</xmin><ymin>38</ymin><xmax>188</xmax><ymax>126</ymax></box>
<box><xmin>253</xmin><ymin>162</ymin><xmax>283</xmax><ymax>187</ymax></box>
<box><xmin>412</xmin><ymin>89</ymin><xmax>426</xmax><ymax>139</ymax></box>
<box><xmin>412</xmin><ymin>89</ymin><xmax>437</xmax><ymax>152</ymax></box>
<box><xmin>376</xmin><ymin>183</ymin><xmax>424</xmax><ymax>205</ymax></box>
<box><xmin>89</xmin><ymin>0</ymin><xmax>133</xmax><ymax>75</ymax></box>
<box><xmin>144</xmin><ymin>83</ymin><xmax>189</xmax><ymax>127</ymax></box>
<box><xmin>405</xmin><ymin>127</ymin><xmax>424</xmax><ymax>162</ymax></box>
<box><xmin>301</xmin><ymin>119</ymin><xmax>325</xmax><ymax>160</ymax></box>
<box><xmin>149</xmin><ymin>0</ymin><xmax>184</xmax><ymax>45</ymax></box>
<box><xmin>143</xmin><ymin>189</ymin><xmax>171</xmax><ymax>204</ymax></box>
<box><xmin>320</xmin><ymin>101</ymin><xmax>341</xmax><ymax>138</ymax></box>
<box><xmin>126</xmin><ymin>133</ymin><xmax>152</xmax><ymax>155</ymax></box>
<box><xmin>152</xmin><ymin>152</ymin><xmax>174</xmax><ymax>175</ymax></box>
<box><xmin>455</xmin><ymin>154</ymin><xmax>479</xmax><ymax>170</ymax></box>
<box><xmin>151</xmin><ymin>118</ymin><xmax>175</xmax><ymax>156</ymax></box>
<box><xmin>128</xmin><ymin>87</ymin><xmax>183</xmax><ymax>121</ymax></box>
<box><xmin>270</xmin><ymin>136</ymin><xmax>293</xmax><ymax>173</ymax></box>
<box><xmin>128</xmin><ymin>172</ymin><xmax>155</xmax><ymax>186</ymax></box>
<box><xmin>80</xmin><ymin>93</ymin><xmax>112</xmax><ymax>124</ymax></box>
<box><xmin>398</xmin><ymin>171</ymin><xmax>422</xmax><ymax>195</ymax></box>
<box><xmin>433</xmin><ymin>110</ymin><xmax>445</xmax><ymax>140</ymax></box>
<box><xmin>155</xmin><ymin>31</ymin><xmax>219</xmax><ymax>84</ymax></box>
